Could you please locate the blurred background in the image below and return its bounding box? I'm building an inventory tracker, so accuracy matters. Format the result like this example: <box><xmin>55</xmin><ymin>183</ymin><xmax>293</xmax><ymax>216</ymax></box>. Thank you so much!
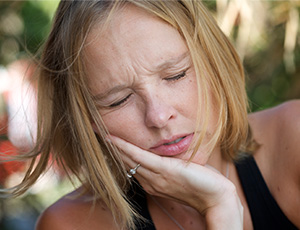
<box><xmin>0</xmin><ymin>0</ymin><xmax>299</xmax><ymax>229</ymax></box>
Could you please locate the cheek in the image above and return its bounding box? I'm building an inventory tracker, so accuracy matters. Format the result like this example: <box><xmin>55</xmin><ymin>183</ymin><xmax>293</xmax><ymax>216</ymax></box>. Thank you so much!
<box><xmin>102</xmin><ymin>110</ymin><xmax>133</xmax><ymax>135</ymax></box>
<box><xmin>97</xmin><ymin>74</ymin><xmax>200</xmax><ymax>147</ymax></box>
<box><xmin>100</xmin><ymin>108</ymin><xmax>150</xmax><ymax>146</ymax></box>
<box><xmin>178</xmin><ymin>77</ymin><xmax>199</xmax><ymax>118</ymax></box>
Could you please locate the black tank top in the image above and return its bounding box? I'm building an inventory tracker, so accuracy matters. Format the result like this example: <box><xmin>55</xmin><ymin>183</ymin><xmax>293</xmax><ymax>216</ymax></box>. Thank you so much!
<box><xmin>128</xmin><ymin>156</ymin><xmax>298</xmax><ymax>229</ymax></box>
<box><xmin>127</xmin><ymin>181</ymin><xmax>156</xmax><ymax>230</ymax></box>
<box><xmin>235</xmin><ymin>155</ymin><xmax>298</xmax><ymax>230</ymax></box>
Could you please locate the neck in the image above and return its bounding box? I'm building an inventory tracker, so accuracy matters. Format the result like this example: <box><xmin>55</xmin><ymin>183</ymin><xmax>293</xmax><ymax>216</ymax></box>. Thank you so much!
<box><xmin>191</xmin><ymin>144</ymin><xmax>230</xmax><ymax>178</ymax></box>
<box><xmin>148</xmin><ymin>194</ymin><xmax>207</xmax><ymax>230</ymax></box>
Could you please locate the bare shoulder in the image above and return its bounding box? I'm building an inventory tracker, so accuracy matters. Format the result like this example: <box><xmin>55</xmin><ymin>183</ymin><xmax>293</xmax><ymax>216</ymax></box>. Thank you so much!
<box><xmin>249</xmin><ymin>100</ymin><xmax>300</xmax><ymax>154</ymax></box>
<box><xmin>269</xmin><ymin>99</ymin><xmax>300</xmax><ymax>131</ymax></box>
<box><xmin>35</xmin><ymin>189</ymin><xmax>118</xmax><ymax>230</ymax></box>
<box><xmin>249</xmin><ymin>99</ymin><xmax>300</xmax><ymax>124</ymax></box>
<box><xmin>269</xmin><ymin>100</ymin><xmax>300</xmax><ymax>161</ymax></box>
<box><xmin>272</xmin><ymin>100</ymin><xmax>300</xmax><ymax>176</ymax></box>
<box><xmin>248</xmin><ymin>100</ymin><xmax>300</xmax><ymax>227</ymax></box>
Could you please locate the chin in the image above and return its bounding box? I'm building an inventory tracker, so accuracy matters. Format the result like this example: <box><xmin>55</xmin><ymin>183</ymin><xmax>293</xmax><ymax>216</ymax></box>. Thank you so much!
<box><xmin>178</xmin><ymin>149</ymin><xmax>209</xmax><ymax>165</ymax></box>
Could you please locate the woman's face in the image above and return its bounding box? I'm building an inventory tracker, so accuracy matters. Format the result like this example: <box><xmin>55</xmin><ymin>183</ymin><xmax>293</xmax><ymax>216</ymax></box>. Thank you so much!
<box><xmin>85</xmin><ymin>5</ymin><xmax>216</xmax><ymax>164</ymax></box>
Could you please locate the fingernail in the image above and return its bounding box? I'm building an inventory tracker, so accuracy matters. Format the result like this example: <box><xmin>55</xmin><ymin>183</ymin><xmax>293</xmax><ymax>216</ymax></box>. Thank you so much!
<box><xmin>105</xmin><ymin>136</ymin><xmax>112</xmax><ymax>143</ymax></box>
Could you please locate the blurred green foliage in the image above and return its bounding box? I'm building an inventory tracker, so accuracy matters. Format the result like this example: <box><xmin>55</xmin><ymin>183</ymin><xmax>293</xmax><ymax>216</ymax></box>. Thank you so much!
<box><xmin>0</xmin><ymin>0</ymin><xmax>299</xmax><ymax>111</ymax></box>
<box><xmin>205</xmin><ymin>0</ymin><xmax>300</xmax><ymax>111</ymax></box>
<box><xmin>0</xmin><ymin>0</ymin><xmax>59</xmax><ymax>65</ymax></box>
<box><xmin>0</xmin><ymin>1</ymin><xmax>299</xmax><ymax>230</ymax></box>
<box><xmin>0</xmin><ymin>2</ymin><xmax>59</xmax><ymax>229</ymax></box>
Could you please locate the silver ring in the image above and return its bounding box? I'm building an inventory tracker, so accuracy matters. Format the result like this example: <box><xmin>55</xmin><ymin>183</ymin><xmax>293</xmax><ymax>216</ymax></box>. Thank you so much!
<box><xmin>127</xmin><ymin>164</ymin><xmax>141</xmax><ymax>178</ymax></box>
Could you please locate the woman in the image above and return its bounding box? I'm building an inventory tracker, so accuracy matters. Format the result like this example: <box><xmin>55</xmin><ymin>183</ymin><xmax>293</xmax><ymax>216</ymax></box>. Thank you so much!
<box><xmin>4</xmin><ymin>1</ymin><xmax>300</xmax><ymax>229</ymax></box>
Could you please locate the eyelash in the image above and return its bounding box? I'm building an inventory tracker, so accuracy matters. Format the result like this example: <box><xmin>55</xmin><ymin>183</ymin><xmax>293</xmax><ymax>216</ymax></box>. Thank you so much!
<box><xmin>109</xmin><ymin>93</ymin><xmax>132</xmax><ymax>108</ymax></box>
<box><xmin>165</xmin><ymin>70</ymin><xmax>187</xmax><ymax>81</ymax></box>
<box><xmin>108</xmin><ymin>70</ymin><xmax>188</xmax><ymax>108</ymax></box>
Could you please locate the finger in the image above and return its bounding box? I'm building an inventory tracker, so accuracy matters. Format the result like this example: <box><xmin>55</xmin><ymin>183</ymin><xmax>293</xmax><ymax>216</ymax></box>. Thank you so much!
<box><xmin>120</xmin><ymin>152</ymin><xmax>151</xmax><ymax>181</ymax></box>
<box><xmin>121</xmin><ymin>154</ymin><xmax>153</xmax><ymax>182</ymax></box>
<box><xmin>108</xmin><ymin>135</ymin><xmax>166</xmax><ymax>171</ymax></box>
<box><xmin>108</xmin><ymin>135</ymin><xmax>197</xmax><ymax>197</ymax></box>
<box><xmin>120</xmin><ymin>153</ymin><xmax>137</xmax><ymax>170</ymax></box>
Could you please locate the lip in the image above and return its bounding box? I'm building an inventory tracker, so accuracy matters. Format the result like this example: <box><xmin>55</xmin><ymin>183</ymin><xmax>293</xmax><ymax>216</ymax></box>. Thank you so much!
<box><xmin>149</xmin><ymin>133</ymin><xmax>194</xmax><ymax>156</ymax></box>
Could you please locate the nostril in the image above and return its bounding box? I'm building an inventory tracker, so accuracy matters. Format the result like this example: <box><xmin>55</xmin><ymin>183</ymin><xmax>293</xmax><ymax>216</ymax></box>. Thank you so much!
<box><xmin>144</xmin><ymin>102</ymin><xmax>176</xmax><ymax>128</ymax></box>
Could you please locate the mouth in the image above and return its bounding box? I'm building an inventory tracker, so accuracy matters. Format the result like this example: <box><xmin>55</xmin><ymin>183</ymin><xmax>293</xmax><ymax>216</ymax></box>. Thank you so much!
<box><xmin>163</xmin><ymin>136</ymin><xmax>186</xmax><ymax>145</ymax></box>
<box><xmin>150</xmin><ymin>133</ymin><xmax>194</xmax><ymax>156</ymax></box>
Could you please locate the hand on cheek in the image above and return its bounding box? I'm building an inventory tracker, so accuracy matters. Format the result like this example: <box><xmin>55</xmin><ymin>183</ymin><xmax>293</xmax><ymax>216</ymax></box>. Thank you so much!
<box><xmin>106</xmin><ymin>135</ymin><xmax>185</xmax><ymax>197</ymax></box>
<box><xmin>106</xmin><ymin>135</ymin><xmax>171</xmax><ymax>171</ymax></box>
<box><xmin>106</xmin><ymin>135</ymin><xmax>242</xmax><ymax>217</ymax></box>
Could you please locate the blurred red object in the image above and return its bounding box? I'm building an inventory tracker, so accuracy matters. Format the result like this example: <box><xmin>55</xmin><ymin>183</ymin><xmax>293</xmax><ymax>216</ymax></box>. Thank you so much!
<box><xmin>0</xmin><ymin>140</ymin><xmax>25</xmax><ymax>184</ymax></box>
<box><xmin>0</xmin><ymin>113</ymin><xmax>8</xmax><ymax>135</ymax></box>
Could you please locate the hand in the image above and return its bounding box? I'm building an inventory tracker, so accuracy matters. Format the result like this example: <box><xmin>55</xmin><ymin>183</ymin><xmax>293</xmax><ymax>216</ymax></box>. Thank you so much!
<box><xmin>108</xmin><ymin>135</ymin><xmax>243</xmax><ymax>229</ymax></box>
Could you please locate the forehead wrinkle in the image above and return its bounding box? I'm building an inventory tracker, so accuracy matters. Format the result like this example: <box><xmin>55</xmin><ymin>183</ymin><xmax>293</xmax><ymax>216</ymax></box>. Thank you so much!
<box><xmin>131</xmin><ymin>54</ymin><xmax>155</xmax><ymax>77</ymax></box>
<box><xmin>92</xmin><ymin>65</ymin><xmax>136</xmax><ymax>100</ymax></box>
<box><xmin>155</xmin><ymin>51</ymin><xmax>190</xmax><ymax>72</ymax></box>
<box><xmin>89</xmin><ymin>50</ymin><xmax>190</xmax><ymax>101</ymax></box>
<box><xmin>130</xmin><ymin>51</ymin><xmax>191</xmax><ymax>78</ymax></box>
<box><xmin>92</xmin><ymin>85</ymin><xmax>128</xmax><ymax>101</ymax></box>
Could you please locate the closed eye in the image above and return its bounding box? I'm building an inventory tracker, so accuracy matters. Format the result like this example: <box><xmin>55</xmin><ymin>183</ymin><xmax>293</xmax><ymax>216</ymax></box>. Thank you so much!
<box><xmin>109</xmin><ymin>94</ymin><xmax>132</xmax><ymax>108</ymax></box>
<box><xmin>165</xmin><ymin>70</ymin><xmax>187</xmax><ymax>81</ymax></box>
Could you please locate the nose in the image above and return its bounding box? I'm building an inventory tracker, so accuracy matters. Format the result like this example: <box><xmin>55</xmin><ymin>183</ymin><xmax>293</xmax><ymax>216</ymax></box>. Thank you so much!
<box><xmin>144</xmin><ymin>95</ymin><xmax>177</xmax><ymax>129</ymax></box>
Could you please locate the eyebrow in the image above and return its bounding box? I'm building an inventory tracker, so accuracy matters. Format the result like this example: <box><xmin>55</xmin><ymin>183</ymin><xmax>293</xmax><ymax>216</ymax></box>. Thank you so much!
<box><xmin>92</xmin><ymin>51</ymin><xmax>190</xmax><ymax>101</ymax></box>
<box><xmin>155</xmin><ymin>51</ymin><xmax>190</xmax><ymax>72</ymax></box>
<box><xmin>92</xmin><ymin>85</ymin><xmax>129</xmax><ymax>102</ymax></box>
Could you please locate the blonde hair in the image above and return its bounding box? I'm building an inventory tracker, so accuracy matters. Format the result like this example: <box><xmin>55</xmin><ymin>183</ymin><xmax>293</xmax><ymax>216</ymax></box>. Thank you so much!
<box><xmin>2</xmin><ymin>1</ymin><xmax>253</xmax><ymax>229</ymax></box>
<box><xmin>130</xmin><ymin>1</ymin><xmax>250</xmax><ymax>160</ymax></box>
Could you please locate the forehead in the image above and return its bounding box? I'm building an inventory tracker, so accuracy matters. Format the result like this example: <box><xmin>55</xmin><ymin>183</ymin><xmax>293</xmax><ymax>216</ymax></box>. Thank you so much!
<box><xmin>84</xmin><ymin>4</ymin><xmax>189</xmax><ymax>94</ymax></box>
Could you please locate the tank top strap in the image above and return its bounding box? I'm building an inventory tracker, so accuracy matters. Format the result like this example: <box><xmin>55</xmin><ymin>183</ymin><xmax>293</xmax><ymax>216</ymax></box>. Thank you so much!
<box><xmin>127</xmin><ymin>181</ymin><xmax>156</xmax><ymax>230</ymax></box>
<box><xmin>235</xmin><ymin>155</ymin><xmax>298</xmax><ymax>229</ymax></box>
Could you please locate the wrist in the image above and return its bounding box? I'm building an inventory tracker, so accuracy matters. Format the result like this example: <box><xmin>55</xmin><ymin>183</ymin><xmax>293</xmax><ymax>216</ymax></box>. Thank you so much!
<box><xmin>204</xmin><ymin>183</ymin><xmax>243</xmax><ymax>230</ymax></box>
